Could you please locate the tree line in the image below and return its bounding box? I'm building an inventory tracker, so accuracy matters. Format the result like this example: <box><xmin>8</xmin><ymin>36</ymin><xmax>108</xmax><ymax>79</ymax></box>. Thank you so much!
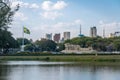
<box><xmin>65</xmin><ymin>36</ymin><xmax>120</xmax><ymax>52</ymax></box>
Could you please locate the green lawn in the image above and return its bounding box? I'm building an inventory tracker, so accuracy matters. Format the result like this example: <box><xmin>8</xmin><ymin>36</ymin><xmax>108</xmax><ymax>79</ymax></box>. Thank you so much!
<box><xmin>0</xmin><ymin>54</ymin><xmax>120</xmax><ymax>62</ymax></box>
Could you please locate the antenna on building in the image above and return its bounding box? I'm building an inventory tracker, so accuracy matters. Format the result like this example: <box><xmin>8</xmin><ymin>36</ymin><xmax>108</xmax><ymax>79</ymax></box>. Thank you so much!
<box><xmin>103</xmin><ymin>27</ymin><xmax>105</xmax><ymax>38</ymax></box>
<box><xmin>80</xmin><ymin>24</ymin><xmax>81</xmax><ymax>35</ymax></box>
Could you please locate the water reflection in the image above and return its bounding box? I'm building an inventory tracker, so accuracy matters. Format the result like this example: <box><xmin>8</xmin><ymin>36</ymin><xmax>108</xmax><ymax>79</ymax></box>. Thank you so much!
<box><xmin>0</xmin><ymin>61</ymin><xmax>120</xmax><ymax>80</ymax></box>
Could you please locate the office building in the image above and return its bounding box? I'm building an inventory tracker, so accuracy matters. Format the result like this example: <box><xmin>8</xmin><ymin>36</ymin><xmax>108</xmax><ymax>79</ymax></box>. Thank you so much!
<box><xmin>54</xmin><ymin>33</ymin><xmax>60</xmax><ymax>43</ymax></box>
<box><xmin>64</xmin><ymin>32</ymin><xmax>70</xmax><ymax>40</ymax></box>
<box><xmin>45</xmin><ymin>33</ymin><xmax>52</xmax><ymax>40</ymax></box>
<box><xmin>90</xmin><ymin>26</ymin><xmax>97</xmax><ymax>37</ymax></box>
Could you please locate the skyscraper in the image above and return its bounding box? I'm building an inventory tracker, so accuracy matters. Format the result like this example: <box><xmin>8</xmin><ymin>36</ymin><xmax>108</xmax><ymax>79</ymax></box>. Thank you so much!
<box><xmin>45</xmin><ymin>33</ymin><xmax>52</xmax><ymax>40</ymax></box>
<box><xmin>64</xmin><ymin>32</ymin><xmax>70</xmax><ymax>40</ymax></box>
<box><xmin>54</xmin><ymin>33</ymin><xmax>60</xmax><ymax>43</ymax></box>
<box><xmin>90</xmin><ymin>26</ymin><xmax>97</xmax><ymax>37</ymax></box>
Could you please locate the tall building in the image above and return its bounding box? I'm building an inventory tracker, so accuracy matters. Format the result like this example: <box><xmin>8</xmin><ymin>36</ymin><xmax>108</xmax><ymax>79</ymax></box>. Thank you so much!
<box><xmin>60</xmin><ymin>37</ymin><xmax>64</xmax><ymax>43</ymax></box>
<box><xmin>90</xmin><ymin>26</ymin><xmax>97</xmax><ymax>37</ymax></box>
<box><xmin>45</xmin><ymin>33</ymin><xmax>52</xmax><ymax>40</ymax></box>
<box><xmin>64</xmin><ymin>32</ymin><xmax>70</xmax><ymax>40</ymax></box>
<box><xmin>54</xmin><ymin>33</ymin><xmax>60</xmax><ymax>43</ymax></box>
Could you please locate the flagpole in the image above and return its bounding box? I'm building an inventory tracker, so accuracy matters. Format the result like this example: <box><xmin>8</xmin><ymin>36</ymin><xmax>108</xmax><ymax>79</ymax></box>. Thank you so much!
<box><xmin>22</xmin><ymin>26</ymin><xmax>24</xmax><ymax>51</ymax></box>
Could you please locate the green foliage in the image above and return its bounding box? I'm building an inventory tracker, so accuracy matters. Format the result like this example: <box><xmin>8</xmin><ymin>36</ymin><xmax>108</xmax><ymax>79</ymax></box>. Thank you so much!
<box><xmin>16</xmin><ymin>38</ymin><xmax>31</xmax><ymax>47</ymax></box>
<box><xmin>113</xmin><ymin>39</ymin><xmax>120</xmax><ymax>51</ymax></box>
<box><xmin>24</xmin><ymin>44</ymin><xmax>33</xmax><ymax>51</ymax></box>
<box><xmin>0</xmin><ymin>30</ymin><xmax>18</xmax><ymax>48</ymax></box>
<box><xmin>56</xmin><ymin>43</ymin><xmax>65</xmax><ymax>51</ymax></box>
<box><xmin>35</xmin><ymin>40</ymin><xmax>57</xmax><ymax>51</ymax></box>
<box><xmin>0</xmin><ymin>1</ymin><xmax>19</xmax><ymax>30</ymax></box>
<box><xmin>64</xmin><ymin>37</ymin><xmax>120</xmax><ymax>51</ymax></box>
<box><xmin>0</xmin><ymin>1</ymin><xmax>19</xmax><ymax>49</ymax></box>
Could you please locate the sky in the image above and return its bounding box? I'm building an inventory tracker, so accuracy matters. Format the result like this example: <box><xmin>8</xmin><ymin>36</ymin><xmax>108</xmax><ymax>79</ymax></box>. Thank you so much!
<box><xmin>9</xmin><ymin>0</ymin><xmax>120</xmax><ymax>41</ymax></box>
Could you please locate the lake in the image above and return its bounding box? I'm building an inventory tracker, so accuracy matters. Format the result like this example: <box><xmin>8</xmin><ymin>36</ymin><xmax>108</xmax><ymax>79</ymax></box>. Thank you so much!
<box><xmin>0</xmin><ymin>61</ymin><xmax>120</xmax><ymax>80</ymax></box>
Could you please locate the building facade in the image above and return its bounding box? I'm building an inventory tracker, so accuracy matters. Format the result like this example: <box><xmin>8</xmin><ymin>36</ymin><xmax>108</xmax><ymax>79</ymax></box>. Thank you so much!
<box><xmin>45</xmin><ymin>33</ymin><xmax>52</xmax><ymax>40</ymax></box>
<box><xmin>64</xmin><ymin>32</ymin><xmax>70</xmax><ymax>40</ymax></box>
<box><xmin>90</xmin><ymin>26</ymin><xmax>97</xmax><ymax>37</ymax></box>
<box><xmin>61</xmin><ymin>43</ymin><xmax>93</xmax><ymax>53</ymax></box>
<box><xmin>54</xmin><ymin>33</ymin><xmax>60</xmax><ymax>43</ymax></box>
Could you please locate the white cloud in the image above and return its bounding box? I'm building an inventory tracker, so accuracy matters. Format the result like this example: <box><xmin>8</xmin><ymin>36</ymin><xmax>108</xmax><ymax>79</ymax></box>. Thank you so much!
<box><xmin>74</xmin><ymin>19</ymin><xmax>83</xmax><ymax>25</ymax></box>
<box><xmin>41</xmin><ymin>1</ymin><xmax>53</xmax><ymax>11</ymax></box>
<box><xmin>11</xmin><ymin>1</ymin><xmax>39</xmax><ymax>9</ymax></box>
<box><xmin>100</xmin><ymin>22</ymin><xmax>119</xmax><ymax>29</ymax></box>
<box><xmin>98</xmin><ymin>21</ymin><xmax>120</xmax><ymax>37</ymax></box>
<box><xmin>34</xmin><ymin>19</ymin><xmax>82</xmax><ymax>39</ymax></box>
<box><xmin>53</xmin><ymin>1</ymin><xmax>67</xmax><ymax>10</ymax></box>
<box><xmin>11</xmin><ymin>1</ymin><xmax>28</xmax><ymax>8</ymax></box>
<box><xmin>30</xmin><ymin>3</ymin><xmax>39</xmax><ymax>9</ymax></box>
<box><xmin>99</xmin><ymin>20</ymin><xmax>104</xmax><ymax>25</ymax></box>
<box><xmin>34</xmin><ymin>19</ymin><xmax>83</xmax><ymax>31</ymax></box>
<box><xmin>40</xmin><ymin>11</ymin><xmax>63</xmax><ymax>20</ymax></box>
<box><xmin>41</xmin><ymin>1</ymin><xmax>67</xmax><ymax>20</ymax></box>
<box><xmin>14</xmin><ymin>12</ymin><xmax>28</xmax><ymax>21</ymax></box>
<box><xmin>41</xmin><ymin>1</ymin><xmax>67</xmax><ymax>11</ymax></box>
<box><xmin>53</xmin><ymin>19</ymin><xmax>82</xmax><ymax>28</ymax></box>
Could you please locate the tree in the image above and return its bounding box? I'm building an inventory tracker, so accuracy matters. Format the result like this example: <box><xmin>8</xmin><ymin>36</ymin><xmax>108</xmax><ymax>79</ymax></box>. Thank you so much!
<box><xmin>113</xmin><ymin>40</ymin><xmax>120</xmax><ymax>51</ymax></box>
<box><xmin>56</xmin><ymin>43</ymin><xmax>65</xmax><ymax>52</ymax></box>
<box><xmin>35</xmin><ymin>40</ymin><xmax>57</xmax><ymax>51</ymax></box>
<box><xmin>0</xmin><ymin>0</ymin><xmax>19</xmax><ymax>30</ymax></box>
<box><xmin>0</xmin><ymin>0</ymin><xmax>19</xmax><ymax>53</ymax></box>
<box><xmin>64</xmin><ymin>37</ymin><xmax>115</xmax><ymax>51</ymax></box>
<box><xmin>16</xmin><ymin>38</ymin><xmax>31</xmax><ymax>47</ymax></box>
<box><xmin>24</xmin><ymin>44</ymin><xmax>35</xmax><ymax>52</ymax></box>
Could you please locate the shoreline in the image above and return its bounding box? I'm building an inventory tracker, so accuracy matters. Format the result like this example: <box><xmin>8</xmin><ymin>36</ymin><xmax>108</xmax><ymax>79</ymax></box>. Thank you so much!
<box><xmin>0</xmin><ymin>54</ymin><xmax>120</xmax><ymax>63</ymax></box>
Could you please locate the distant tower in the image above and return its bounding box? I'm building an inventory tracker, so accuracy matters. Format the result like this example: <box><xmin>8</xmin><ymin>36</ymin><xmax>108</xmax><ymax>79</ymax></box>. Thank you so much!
<box><xmin>80</xmin><ymin>24</ymin><xmax>81</xmax><ymax>35</ymax></box>
<box><xmin>90</xmin><ymin>26</ymin><xmax>97</xmax><ymax>37</ymax></box>
<box><xmin>78</xmin><ymin>24</ymin><xmax>84</xmax><ymax>37</ymax></box>
<box><xmin>103</xmin><ymin>27</ymin><xmax>105</xmax><ymax>38</ymax></box>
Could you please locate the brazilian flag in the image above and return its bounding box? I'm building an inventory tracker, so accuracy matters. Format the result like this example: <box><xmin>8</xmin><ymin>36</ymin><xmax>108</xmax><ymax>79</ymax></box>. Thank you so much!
<box><xmin>24</xmin><ymin>27</ymin><xmax>30</xmax><ymax>34</ymax></box>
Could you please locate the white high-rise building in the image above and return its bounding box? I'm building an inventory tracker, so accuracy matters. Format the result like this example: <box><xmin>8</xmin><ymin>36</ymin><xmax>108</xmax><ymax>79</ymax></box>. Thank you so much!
<box><xmin>64</xmin><ymin>32</ymin><xmax>70</xmax><ymax>40</ymax></box>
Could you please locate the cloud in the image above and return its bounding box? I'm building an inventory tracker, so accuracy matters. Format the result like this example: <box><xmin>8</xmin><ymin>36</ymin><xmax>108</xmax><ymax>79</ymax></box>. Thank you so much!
<box><xmin>41</xmin><ymin>1</ymin><xmax>67</xmax><ymax>20</ymax></box>
<box><xmin>53</xmin><ymin>1</ymin><xmax>67</xmax><ymax>10</ymax></box>
<box><xmin>31</xmin><ymin>19</ymin><xmax>83</xmax><ymax>32</ymax></box>
<box><xmin>41</xmin><ymin>1</ymin><xmax>67</xmax><ymax>11</ymax></box>
<box><xmin>30</xmin><ymin>3</ymin><xmax>39</xmax><ymax>9</ymax></box>
<box><xmin>11</xmin><ymin>1</ymin><xmax>28</xmax><ymax>8</ymax></box>
<box><xmin>99</xmin><ymin>21</ymin><xmax>120</xmax><ymax>29</ymax></box>
<box><xmin>40</xmin><ymin>11</ymin><xmax>63</xmax><ymax>20</ymax></box>
<box><xmin>11</xmin><ymin>1</ymin><xmax>39</xmax><ymax>9</ymax></box>
<box><xmin>35</xmin><ymin>19</ymin><xmax>82</xmax><ymax>39</ymax></box>
<box><xmin>14</xmin><ymin>12</ymin><xmax>28</xmax><ymax>21</ymax></box>
<box><xmin>52</xmin><ymin>19</ymin><xmax>83</xmax><ymax>28</ymax></box>
<box><xmin>41</xmin><ymin>1</ymin><xmax>53</xmax><ymax>11</ymax></box>
<box><xmin>98</xmin><ymin>21</ymin><xmax>120</xmax><ymax>37</ymax></box>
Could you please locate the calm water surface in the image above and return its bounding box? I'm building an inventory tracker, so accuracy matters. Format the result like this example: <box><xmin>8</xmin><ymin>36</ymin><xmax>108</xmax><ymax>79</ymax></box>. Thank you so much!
<box><xmin>0</xmin><ymin>61</ymin><xmax>120</xmax><ymax>80</ymax></box>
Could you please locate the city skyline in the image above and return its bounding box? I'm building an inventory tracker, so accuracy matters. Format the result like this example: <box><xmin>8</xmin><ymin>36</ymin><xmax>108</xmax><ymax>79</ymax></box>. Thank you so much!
<box><xmin>9</xmin><ymin>0</ymin><xmax>120</xmax><ymax>41</ymax></box>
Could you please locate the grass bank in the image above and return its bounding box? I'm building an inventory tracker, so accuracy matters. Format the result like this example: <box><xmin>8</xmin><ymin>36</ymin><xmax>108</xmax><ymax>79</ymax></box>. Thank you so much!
<box><xmin>0</xmin><ymin>54</ymin><xmax>120</xmax><ymax>62</ymax></box>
